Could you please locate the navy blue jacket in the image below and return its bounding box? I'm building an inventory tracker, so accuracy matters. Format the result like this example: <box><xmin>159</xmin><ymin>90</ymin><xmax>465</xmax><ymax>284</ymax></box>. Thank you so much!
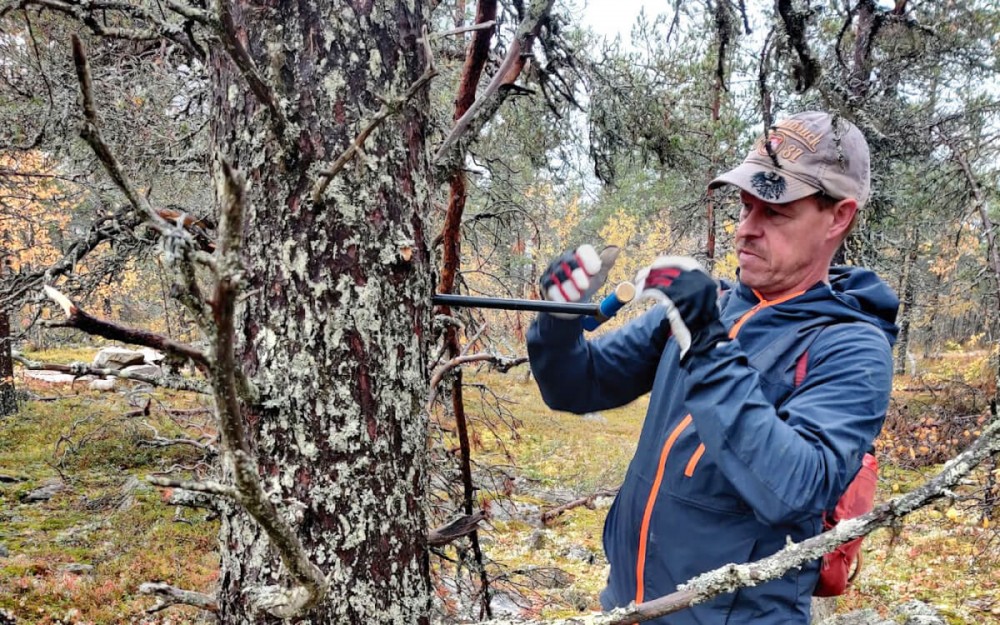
<box><xmin>527</xmin><ymin>267</ymin><xmax>898</xmax><ymax>624</ymax></box>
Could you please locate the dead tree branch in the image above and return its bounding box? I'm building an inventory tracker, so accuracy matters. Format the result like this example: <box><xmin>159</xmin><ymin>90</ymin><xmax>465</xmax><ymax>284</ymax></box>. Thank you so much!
<box><xmin>12</xmin><ymin>353</ymin><xmax>209</xmax><ymax>394</ymax></box>
<box><xmin>541</xmin><ymin>488</ymin><xmax>619</xmax><ymax>526</ymax></box>
<box><xmin>42</xmin><ymin>286</ymin><xmax>210</xmax><ymax>371</ymax></box>
<box><xmin>70</xmin><ymin>36</ymin><xmax>166</xmax><ymax>229</ymax></box>
<box><xmin>138</xmin><ymin>420</ymin><xmax>217</xmax><ymax>455</ymax></box>
<box><xmin>147</xmin><ymin>476</ymin><xmax>237</xmax><ymax>498</ymax></box>
<box><xmin>427</xmin><ymin>351</ymin><xmax>528</xmax><ymax>412</ymax></box>
<box><xmin>427</xmin><ymin>511</ymin><xmax>487</xmax><ymax>547</ymax></box>
<box><xmin>431</xmin><ymin>20</ymin><xmax>496</xmax><ymax>39</ymax></box>
<box><xmin>432</xmin><ymin>0</ymin><xmax>557</xmax><ymax>169</ymax></box>
<box><xmin>2</xmin><ymin>0</ymin><xmax>207</xmax><ymax>58</ymax></box>
<box><xmin>139</xmin><ymin>582</ymin><xmax>218</xmax><ymax>614</ymax></box>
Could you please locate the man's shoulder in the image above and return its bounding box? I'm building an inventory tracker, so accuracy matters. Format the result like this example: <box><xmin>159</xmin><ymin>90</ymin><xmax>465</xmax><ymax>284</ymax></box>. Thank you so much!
<box><xmin>810</xmin><ymin>320</ymin><xmax>893</xmax><ymax>364</ymax></box>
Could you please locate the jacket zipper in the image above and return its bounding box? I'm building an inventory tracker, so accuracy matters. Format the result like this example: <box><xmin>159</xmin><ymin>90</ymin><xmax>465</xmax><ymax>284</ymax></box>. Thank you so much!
<box><xmin>683</xmin><ymin>288</ymin><xmax>807</xmax><ymax>478</ymax></box>
<box><xmin>634</xmin><ymin>414</ymin><xmax>692</xmax><ymax>603</ymax></box>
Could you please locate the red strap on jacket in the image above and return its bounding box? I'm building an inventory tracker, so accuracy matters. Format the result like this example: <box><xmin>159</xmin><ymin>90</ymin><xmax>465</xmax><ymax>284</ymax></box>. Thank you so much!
<box><xmin>793</xmin><ymin>349</ymin><xmax>879</xmax><ymax>597</ymax></box>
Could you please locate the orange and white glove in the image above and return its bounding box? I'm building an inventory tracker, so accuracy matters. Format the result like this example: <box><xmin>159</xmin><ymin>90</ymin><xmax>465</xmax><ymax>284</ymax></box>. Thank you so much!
<box><xmin>635</xmin><ymin>256</ymin><xmax>728</xmax><ymax>361</ymax></box>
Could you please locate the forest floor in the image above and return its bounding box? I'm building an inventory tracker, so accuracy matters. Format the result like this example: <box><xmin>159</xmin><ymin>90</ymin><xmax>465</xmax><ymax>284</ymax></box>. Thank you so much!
<box><xmin>0</xmin><ymin>347</ymin><xmax>997</xmax><ymax>624</ymax></box>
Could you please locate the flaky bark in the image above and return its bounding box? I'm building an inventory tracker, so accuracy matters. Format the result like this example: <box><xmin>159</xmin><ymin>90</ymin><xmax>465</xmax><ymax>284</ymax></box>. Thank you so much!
<box><xmin>208</xmin><ymin>0</ymin><xmax>434</xmax><ymax>622</ymax></box>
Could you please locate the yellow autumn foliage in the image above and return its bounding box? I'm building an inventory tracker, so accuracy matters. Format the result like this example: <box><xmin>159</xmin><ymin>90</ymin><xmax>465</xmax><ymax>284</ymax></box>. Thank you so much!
<box><xmin>3</xmin><ymin>151</ymin><xmax>192</xmax><ymax>339</ymax></box>
<box><xmin>0</xmin><ymin>152</ymin><xmax>72</xmax><ymax>273</ymax></box>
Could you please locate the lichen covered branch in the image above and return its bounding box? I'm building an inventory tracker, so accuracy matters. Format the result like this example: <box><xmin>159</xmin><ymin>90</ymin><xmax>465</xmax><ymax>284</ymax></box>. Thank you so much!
<box><xmin>139</xmin><ymin>582</ymin><xmax>219</xmax><ymax>614</ymax></box>
<box><xmin>147</xmin><ymin>476</ymin><xmax>239</xmax><ymax>499</ymax></box>
<box><xmin>2</xmin><ymin>0</ymin><xmax>208</xmax><ymax>58</ymax></box>
<box><xmin>209</xmin><ymin>160</ymin><xmax>328</xmax><ymax>617</ymax></box>
<box><xmin>775</xmin><ymin>0</ymin><xmax>820</xmax><ymax>92</ymax></box>
<box><xmin>480</xmin><ymin>416</ymin><xmax>1000</xmax><ymax>625</ymax></box>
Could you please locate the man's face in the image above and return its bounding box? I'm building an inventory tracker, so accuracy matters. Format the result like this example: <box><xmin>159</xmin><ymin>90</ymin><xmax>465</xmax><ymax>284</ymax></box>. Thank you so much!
<box><xmin>735</xmin><ymin>190</ymin><xmax>842</xmax><ymax>299</ymax></box>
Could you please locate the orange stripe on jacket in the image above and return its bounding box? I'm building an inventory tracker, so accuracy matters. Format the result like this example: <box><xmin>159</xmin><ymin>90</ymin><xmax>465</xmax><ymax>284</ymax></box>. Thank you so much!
<box><xmin>635</xmin><ymin>414</ymin><xmax>692</xmax><ymax>603</ymax></box>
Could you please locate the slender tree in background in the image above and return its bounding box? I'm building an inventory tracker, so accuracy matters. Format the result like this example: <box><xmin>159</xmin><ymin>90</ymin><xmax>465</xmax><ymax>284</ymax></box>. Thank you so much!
<box><xmin>0</xmin><ymin>308</ymin><xmax>14</xmax><ymax>416</ymax></box>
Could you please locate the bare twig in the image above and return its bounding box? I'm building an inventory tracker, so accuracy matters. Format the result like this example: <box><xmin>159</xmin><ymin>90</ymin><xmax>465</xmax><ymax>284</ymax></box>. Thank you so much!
<box><xmin>70</xmin><ymin>36</ymin><xmax>165</xmax><ymax>229</ymax></box>
<box><xmin>426</xmin><ymin>351</ymin><xmax>527</xmax><ymax>412</ymax></box>
<box><xmin>139</xmin><ymin>421</ymin><xmax>217</xmax><ymax>454</ymax></box>
<box><xmin>42</xmin><ymin>286</ymin><xmax>210</xmax><ymax>370</ymax></box>
<box><xmin>215</xmin><ymin>0</ymin><xmax>289</xmax><ymax>143</ymax></box>
<box><xmin>139</xmin><ymin>582</ymin><xmax>218</xmax><ymax>614</ymax></box>
<box><xmin>140</xmin><ymin>435</ymin><xmax>217</xmax><ymax>453</ymax></box>
<box><xmin>430</xmin><ymin>20</ymin><xmax>496</xmax><ymax>39</ymax></box>
<box><xmin>312</xmin><ymin>32</ymin><xmax>437</xmax><ymax>202</ymax></box>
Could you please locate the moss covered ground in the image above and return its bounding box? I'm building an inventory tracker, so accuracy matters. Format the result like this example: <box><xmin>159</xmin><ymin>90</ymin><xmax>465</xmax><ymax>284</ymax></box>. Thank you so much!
<box><xmin>0</xmin><ymin>352</ymin><xmax>997</xmax><ymax>623</ymax></box>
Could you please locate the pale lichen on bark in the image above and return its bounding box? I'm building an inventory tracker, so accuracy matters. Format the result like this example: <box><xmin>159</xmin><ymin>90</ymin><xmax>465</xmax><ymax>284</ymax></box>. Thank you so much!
<box><xmin>209</xmin><ymin>0</ymin><xmax>434</xmax><ymax>620</ymax></box>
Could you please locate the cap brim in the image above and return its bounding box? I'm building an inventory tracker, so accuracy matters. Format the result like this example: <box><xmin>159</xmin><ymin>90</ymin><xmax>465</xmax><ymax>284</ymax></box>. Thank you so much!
<box><xmin>709</xmin><ymin>162</ymin><xmax>821</xmax><ymax>204</ymax></box>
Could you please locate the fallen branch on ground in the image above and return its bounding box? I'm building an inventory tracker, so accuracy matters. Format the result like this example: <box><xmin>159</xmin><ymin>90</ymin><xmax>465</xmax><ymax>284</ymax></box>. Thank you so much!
<box><xmin>541</xmin><ymin>489</ymin><xmax>619</xmax><ymax>526</ymax></box>
<box><xmin>139</xmin><ymin>582</ymin><xmax>218</xmax><ymax>614</ymax></box>
<box><xmin>13</xmin><ymin>353</ymin><xmax>208</xmax><ymax>394</ymax></box>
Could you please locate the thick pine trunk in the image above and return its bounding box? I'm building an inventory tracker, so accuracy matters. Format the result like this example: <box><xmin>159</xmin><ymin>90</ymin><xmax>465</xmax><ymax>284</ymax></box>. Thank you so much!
<box><xmin>0</xmin><ymin>310</ymin><xmax>16</xmax><ymax>417</ymax></box>
<box><xmin>210</xmin><ymin>0</ymin><xmax>433</xmax><ymax>622</ymax></box>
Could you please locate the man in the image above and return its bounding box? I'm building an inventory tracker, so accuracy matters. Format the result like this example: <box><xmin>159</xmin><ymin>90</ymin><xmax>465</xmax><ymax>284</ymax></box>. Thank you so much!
<box><xmin>527</xmin><ymin>111</ymin><xmax>898</xmax><ymax>624</ymax></box>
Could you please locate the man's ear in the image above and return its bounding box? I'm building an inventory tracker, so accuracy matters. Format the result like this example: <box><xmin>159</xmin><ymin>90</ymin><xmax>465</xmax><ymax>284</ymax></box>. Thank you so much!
<box><xmin>828</xmin><ymin>198</ymin><xmax>858</xmax><ymax>242</ymax></box>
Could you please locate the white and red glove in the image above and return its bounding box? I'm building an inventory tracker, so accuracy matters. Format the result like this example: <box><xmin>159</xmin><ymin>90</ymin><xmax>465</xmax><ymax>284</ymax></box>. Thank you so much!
<box><xmin>635</xmin><ymin>256</ymin><xmax>728</xmax><ymax>361</ymax></box>
<box><xmin>539</xmin><ymin>245</ymin><xmax>619</xmax><ymax>319</ymax></box>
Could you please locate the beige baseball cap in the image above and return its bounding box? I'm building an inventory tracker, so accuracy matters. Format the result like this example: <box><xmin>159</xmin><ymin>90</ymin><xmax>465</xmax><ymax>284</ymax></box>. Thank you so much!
<box><xmin>709</xmin><ymin>111</ymin><xmax>871</xmax><ymax>209</ymax></box>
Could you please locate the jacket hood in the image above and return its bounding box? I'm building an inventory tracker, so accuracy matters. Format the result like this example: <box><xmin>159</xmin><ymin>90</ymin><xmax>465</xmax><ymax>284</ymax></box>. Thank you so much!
<box><xmin>732</xmin><ymin>266</ymin><xmax>900</xmax><ymax>346</ymax></box>
<box><xmin>828</xmin><ymin>266</ymin><xmax>899</xmax><ymax>344</ymax></box>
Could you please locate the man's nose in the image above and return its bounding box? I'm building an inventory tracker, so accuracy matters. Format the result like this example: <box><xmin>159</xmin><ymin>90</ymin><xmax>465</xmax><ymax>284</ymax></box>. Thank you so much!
<box><xmin>736</xmin><ymin>209</ymin><xmax>762</xmax><ymax>240</ymax></box>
